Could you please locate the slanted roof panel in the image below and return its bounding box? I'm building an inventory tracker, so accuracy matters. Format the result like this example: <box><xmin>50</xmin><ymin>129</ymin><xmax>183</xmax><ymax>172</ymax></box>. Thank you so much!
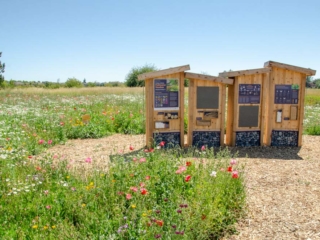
<box><xmin>219</xmin><ymin>68</ymin><xmax>271</xmax><ymax>78</ymax></box>
<box><xmin>264</xmin><ymin>61</ymin><xmax>316</xmax><ymax>76</ymax></box>
<box><xmin>137</xmin><ymin>65</ymin><xmax>190</xmax><ymax>80</ymax></box>
<box><xmin>185</xmin><ymin>72</ymin><xmax>233</xmax><ymax>85</ymax></box>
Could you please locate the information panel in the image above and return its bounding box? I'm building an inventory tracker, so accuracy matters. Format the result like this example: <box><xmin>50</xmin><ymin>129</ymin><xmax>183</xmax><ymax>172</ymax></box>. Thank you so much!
<box><xmin>154</xmin><ymin>79</ymin><xmax>179</xmax><ymax>110</ymax></box>
<box><xmin>274</xmin><ymin>85</ymin><xmax>299</xmax><ymax>104</ymax></box>
<box><xmin>238</xmin><ymin>84</ymin><xmax>261</xmax><ymax>104</ymax></box>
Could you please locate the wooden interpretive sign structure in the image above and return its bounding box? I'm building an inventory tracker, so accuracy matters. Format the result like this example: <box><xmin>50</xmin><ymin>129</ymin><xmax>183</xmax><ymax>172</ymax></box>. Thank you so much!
<box><xmin>219</xmin><ymin>68</ymin><xmax>271</xmax><ymax>147</ymax></box>
<box><xmin>185</xmin><ymin>72</ymin><xmax>233</xmax><ymax>148</ymax></box>
<box><xmin>138</xmin><ymin>65</ymin><xmax>190</xmax><ymax>148</ymax></box>
<box><xmin>264</xmin><ymin>61</ymin><xmax>316</xmax><ymax>147</ymax></box>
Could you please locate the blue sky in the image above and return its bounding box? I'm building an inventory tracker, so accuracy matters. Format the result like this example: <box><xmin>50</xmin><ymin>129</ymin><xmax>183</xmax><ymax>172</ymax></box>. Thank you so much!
<box><xmin>1</xmin><ymin>0</ymin><xmax>319</xmax><ymax>82</ymax></box>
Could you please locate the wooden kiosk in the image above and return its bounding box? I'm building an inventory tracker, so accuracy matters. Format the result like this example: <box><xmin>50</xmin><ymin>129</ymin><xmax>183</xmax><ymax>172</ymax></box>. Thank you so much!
<box><xmin>138</xmin><ymin>65</ymin><xmax>190</xmax><ymax>148</ymax></box>
<box><xmin>264</xmin><ymin>61</ymin><xmax>316</xmax><ymax>147</ymax></box>
<box><xmin>185</xmin><ymin>72</ymin><xmax>233</xmax><ymax>148</ymax></box>
<box><xmin>219</xmin><ymin>68</ymin><xmax>271</xmax><ymax>147</ymax></box>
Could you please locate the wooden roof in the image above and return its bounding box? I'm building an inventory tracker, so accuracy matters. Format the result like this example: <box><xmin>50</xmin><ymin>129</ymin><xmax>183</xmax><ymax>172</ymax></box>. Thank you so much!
<box><xmin>264</xmin><ymin>61</ymin><xmax>316</xmax><ymax>76</ymax></box>
<box><xmin>219</xmin><ymin>68</ymin><xmax>271</xmax><ymax>78</ymax></box>
<box><xmin>137</xmin><ymin>65</ymin><xmax>190</xmax><ymax>80</ymax></box>
<box><xmin>185</xmin><ymin>72</ymin><xmax>233</xmax><ymax>85</ymax></box>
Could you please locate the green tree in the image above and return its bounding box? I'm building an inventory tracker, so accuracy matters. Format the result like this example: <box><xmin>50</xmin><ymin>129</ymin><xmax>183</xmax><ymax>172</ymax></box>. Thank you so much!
<box><xmin>65</xmin><ymin>77</ymin><xmax>82</xmax><ymax>88</ymax></box>
<box><xmin>0</xmin><ymin>52</ymin><xmax>5</xmax><ymax>88</ymax></box>
<box><xmin>125</xmin><ymin>64</ymin><xmax>158</xmax><ymax>87</ymax></box>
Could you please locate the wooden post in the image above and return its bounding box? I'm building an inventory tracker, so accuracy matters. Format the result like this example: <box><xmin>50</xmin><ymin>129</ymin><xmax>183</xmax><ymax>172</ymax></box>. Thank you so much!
<box><xmin>298</xmin><ymin>73</ymin><xmax>306</xmax><ymax>147</ymax></box>
<box><xmin>179</xmin><ymin>72</ymin><xmax>185</xmax><ymax>147</ymax></box>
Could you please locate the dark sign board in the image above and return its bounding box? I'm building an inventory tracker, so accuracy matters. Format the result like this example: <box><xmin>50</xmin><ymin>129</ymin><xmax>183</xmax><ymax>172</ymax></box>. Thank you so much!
<box><xmin>274</xmin><ymin>85</ymin><xmax>299</xmax><ymax>104</ymax></box>
<box><xmin>154</xmin><ymin>79</ymin><xmax>179</xmax><ymax>110</ymax></box>
<box><xmin>238</xmin><ymin>106</ymin><xmax>259</xmax><ymax>128</ymax></box>
<box><xmin>197</xmin><ymin>86</ymin><xmax>219</xmax><ymax>109</ymax></box>
<box><xmin>238</xmin><ymin>84</ymin><xmax>261</xmax><ymax>104</ymax></box>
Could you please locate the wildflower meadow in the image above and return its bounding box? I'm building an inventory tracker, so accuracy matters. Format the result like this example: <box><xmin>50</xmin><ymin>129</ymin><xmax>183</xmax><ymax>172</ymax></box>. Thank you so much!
<box><xmin>0</xmin><ymin>87</ymin><xmax>319</xmax><ymax>239</ymax></box>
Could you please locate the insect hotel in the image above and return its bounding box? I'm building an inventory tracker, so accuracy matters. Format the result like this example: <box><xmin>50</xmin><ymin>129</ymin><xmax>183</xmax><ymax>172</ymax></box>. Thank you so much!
<box><xmin>138</xmin><ymin>65</ymin><xmax>190</xmax><ymax>148</ymax></box>
<box><xmin>219</xmin><ymin>61</ymin><xmax>316</xmax><ymax>147</ymax></box>
<box><xmin>263</xmin><ymin>61</ymin><xmax>316</xmax><ymax>147</ymax></box>
<box><xmin>219</xmin><ymin>68</ymin><xmax>271</xmax><ymax>147</ymax></box>
<box><xmin>185</xmin><ymin>72</ymin><xmax>233</xmax><ymax>147</ymax></box>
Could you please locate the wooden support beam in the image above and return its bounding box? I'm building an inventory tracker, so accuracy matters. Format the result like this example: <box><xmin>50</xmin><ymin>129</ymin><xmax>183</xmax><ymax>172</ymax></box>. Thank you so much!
<box><xmin>138</xmin><ymin>65</ymin><xmax>190</xmax><ymax>81</ymax></box>
<box><xmin>185</xmin><ymin>72</ymin><xmax>234</xmax><ymax>85</ymax></box>
<box><xmin>264</xmin><ymin>61</ymin><xmax>316</xmax><ymax>76</ymax></box>
<box><xmin>219</xmin><ymin>68</ymin><xmax>271</xmax><ymax>78</ymax></box>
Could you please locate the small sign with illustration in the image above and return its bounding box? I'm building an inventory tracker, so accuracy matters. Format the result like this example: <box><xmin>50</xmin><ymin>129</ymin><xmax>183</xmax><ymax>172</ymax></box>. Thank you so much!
<box><xmin>155</xmin><ymin>121</ymin><xmax>170</xmax><ymax>129</ymax></box>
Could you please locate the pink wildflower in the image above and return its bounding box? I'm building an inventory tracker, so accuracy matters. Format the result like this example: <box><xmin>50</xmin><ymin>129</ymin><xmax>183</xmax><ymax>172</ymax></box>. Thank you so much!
<box><xmin>126</xmin><ymin>193</ymin><xmax>132</xmax><ymax>200</ymax></box>
<box><xmin>47</xmin><ymin>140</ymin><xmax>53</xmax><ymax>145</ymax></box>
<box><xmin>139</xmin><ymin>158</ymin><xmax>146</xmax><ymax>163</ymax></box>
<box><xmin>38</xmin><ymin>139</ymin><xmax>45</xmax><ymax>145</ymax></box>
<box><xmin>85</xmin><ymin>157</ymin><xmax>92</xmax><ymax>163</ymax></box>
<box><xmin>130</xmin><ymin>186</ymin><xmax>138</xmax><ymax>192</ymax></box>
<box><xmin>145</xmin><ymin>176</ymin><xmax>151</xmax><ymax>180</ymax></box>
<box><xmin>201</xmin><ymin>145</ymin><xmax>206</xmax><ymax>151</ymax></box>
<box><xmin>175</xmin><ymin>166</ymin><xmax>187</xmax><ymax>174</ymax></box>
<box><xmin>230</xmin><ymin>159</ymin><xmax>237</xmax><ymax>165</ymax></box>
<box><xmin>46</xmin><ymin>205</ymin><xmax>51</xmax><ymax>209</ymax></box>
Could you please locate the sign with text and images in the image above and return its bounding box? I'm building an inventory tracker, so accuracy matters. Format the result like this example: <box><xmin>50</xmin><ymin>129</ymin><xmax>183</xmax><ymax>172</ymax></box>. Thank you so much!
<box><xmin>238</xmin><ymin>84</ymin><xmax>261</xmax><ymax>104</ymax></box>
<box><xmin>274</xmin><ymin>85</ymin><xmax>299</xmax><ymax>104</ymax></box>
<box><xmin>154</xmin><ymin>79</ymin><xmax>179</xmax><ymax>110</ymax></box>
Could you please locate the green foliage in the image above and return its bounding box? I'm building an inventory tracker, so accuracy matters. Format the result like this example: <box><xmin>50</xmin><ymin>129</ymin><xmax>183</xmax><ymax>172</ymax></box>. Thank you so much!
<box><xmin>0</xmin><ymin>52</ymin><xmax>5</xmax><ymax>88</ymax></box>
<box><xmin>65</xmin><ymin>77</ymin><xmax>83</xmax><ymax>88</ymax></box>
<box><xmin>0</xmin><ymin>145</ymin><xmax>245</xmax><ymax>239</ymax></box>
<box><xmin>125</xmin><ymin>64</ymin><xmax>158</xmax><ymax>87</ymax></box>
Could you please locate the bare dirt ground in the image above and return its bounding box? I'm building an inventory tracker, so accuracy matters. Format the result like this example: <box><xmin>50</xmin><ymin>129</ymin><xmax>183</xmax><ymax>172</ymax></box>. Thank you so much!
<box><xmin>42</xmin><ymin>134</ymin><xmax>320</xmax><ymax>240</ymax></box>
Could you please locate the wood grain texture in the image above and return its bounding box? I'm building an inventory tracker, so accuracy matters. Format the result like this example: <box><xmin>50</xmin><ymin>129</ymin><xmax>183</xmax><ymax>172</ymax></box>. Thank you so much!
<box><xmin>264</xmin><ymin>61</ymin><xmax>316</xmax><ymax>76</ymax></box>
<box><xmin>219</xmin><ymin>68</ymin><xmax>271</xmax><ymax>78</ymax></box>
<box><xmin>138</xmin><ymin>65</ymin><xmax>190</xmax><ymax>80</ymax></box>
<box><xmin>185</xmin><ymin>72</ymin><xmax>234</xmax><ymax>85</ymax></box>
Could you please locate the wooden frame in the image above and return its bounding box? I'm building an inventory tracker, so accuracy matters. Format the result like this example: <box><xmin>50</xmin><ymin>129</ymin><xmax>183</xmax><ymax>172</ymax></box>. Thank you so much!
<box><xmin>187</xmin><ymin>73</ymin><xmax>230</xmax><ymax>147</ymax></box>
<box><xmin>139</xmin><ymin>66</ymin><xmax>189</xmax><ymax>148</ymax></box>
<box><xmin>264</xmin><ymin>61</ymin><xmax>316</xmax><ymax>147</ymax></box>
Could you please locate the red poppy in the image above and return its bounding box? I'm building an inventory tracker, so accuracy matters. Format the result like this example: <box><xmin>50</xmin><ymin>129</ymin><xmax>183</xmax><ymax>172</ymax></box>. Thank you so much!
<box><xmin>28</xmin><ymin>156</ymin><xmax>33</xmax><ymax>159</ymax></box>
<box><xmin>145</xmin><ymin>176</ymin><xmax>150</xmax><ymax>180</ymax></box>
<box><xmin>155</xmin><ymin>220</ymin><xmax>164</xmax><ymax>227</ymax></box>
<box><xmin>185</xmin><ymin>175</ymin><xmax>191</xmax><ymax>182</ymax></box>
<box><xmin>129</xmin><ymin>146</ymin><xmax>134</xmax><ymax>151</ymax></box>
<box><xmin>159</xmin><ymin>141</ymin><xmax>165</xmax><ymax>147</ymax></box>
<box><xmin>227</xmin><ymin>166</ymin><xmax>233</xmax><ymax>172</ymax></box>
<box><xmin>36</xmin><ymin>166</ymin><xmax>41</xmax><ymax>171</ymax></box>
<box><xmin>186</xmin><ymin>161</ymin><xmax>192</xmax><ymax>167</ymax></box>
<box><xmin>232</xmin><ymin>171</ymin><xmax>239</xmax><ymax>179</ymax></box>
<box><xmin>140</xmin><ymin>188</ymin><xmax>148</xmax><ymax>195</ymax></box>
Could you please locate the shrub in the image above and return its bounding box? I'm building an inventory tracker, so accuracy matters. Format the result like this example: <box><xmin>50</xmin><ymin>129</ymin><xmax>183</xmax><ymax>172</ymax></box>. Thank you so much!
<box><xmin>65</xmin><ymin>78</ymin><xmax>82</xmax><ymax>88</ymax></box>
<box><xmin>125</xmin><ymin>64</ymin><xmax>158</xmax><ymax>87</ymax></box>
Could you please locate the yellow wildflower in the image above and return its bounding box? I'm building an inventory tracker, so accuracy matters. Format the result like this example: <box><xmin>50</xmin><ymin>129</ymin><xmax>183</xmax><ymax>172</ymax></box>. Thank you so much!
<box><xmin>32</xmin><ymin>225</ymin><xmax>38</xmax><ymax>229</ymax></box>
<box><xmin>66</xmin><ymin>176</ymin><xmax>70</xmax><ymax>179</ymax></box>
<box><xmin>131</xmin><ymin>204</ymin><xmax>136</xmax><ymax>209</ymax></box>
<box><xmin>51</xmin><ymin>225</ymin><xmax>56</xmax><ymax>229</ymax></box>
<box><xmin>43</xmin><ymin>226</ymin><xmax>48</xmax><ymax>230</ymax></box>
<box><xmin>82</xmin><ymin>203</ymin><xmax>86</xmax><ymax>207</ymax></box>
<box><xmin>142</xmin><ymin>213</ymin><xmax>147</xmax><ymax>217</ymax></box>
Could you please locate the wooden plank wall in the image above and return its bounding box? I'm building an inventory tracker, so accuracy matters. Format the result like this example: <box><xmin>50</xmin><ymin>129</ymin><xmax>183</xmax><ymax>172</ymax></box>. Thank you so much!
<box><xmin>227</xmin><ymin>74</ymin><xmax>266</xmax><ymax>146</ymax></box>
<box><xmin>146</xmin><ymin>73</ymin><xmax>184</xmax><ymax>147</ymax></box>
<box><xmin>266</xmin><ymin>67</ymin><xmax>305</xmax><ymax>146</ymax></box>
<box><xmin>188</xmin><ymin>79</ymin><xmax>225</xmax><ymax>146</ymax></box>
